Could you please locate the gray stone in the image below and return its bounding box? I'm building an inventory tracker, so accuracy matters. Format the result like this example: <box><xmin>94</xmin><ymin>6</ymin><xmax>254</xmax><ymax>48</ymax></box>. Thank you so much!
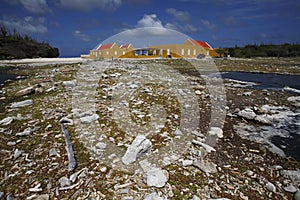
<box><xmin>96</xmin><ymin>142</ymin><xmax>107</xmax><ymax>149</ymax></box>
<box><xmin>14</xmin><ymin>149</ymin><xmax>24</xmax><ymax>159</ymax></box>
<box><xmin>146</xmin><ymin>167</ymin><xmax>168</xmax><ymax>188</ymax></box>
<box><xmin>59</xmin><ymin>176</ymin><xmax>71</xmax><ymax>187</ymax></box>
<box><xmin>174</xmin><ymin>128</ymin><xmax>183</xmax><ymax>136</ymax></box>
<box><xmin>7</xmin><ymin>142</ymin><xmax>16</xmax><ymax>146</ymax></box>
<box><xmin>80</xmin><ymin>114</ymin><xmax>99</xmax><ymax>124</ymax></box>
<box><xmin>122</xmin><ymin>135</ymin><xmax>152</xmax><ymax>165</ymax></box>
<box><xmin>295</xmin><ymin>190</ymin><xmax>300</xmax><ymax>200</ymax></box>
<box><xmin>284</xmin><ymin>185</ymin><xmax>297</xmax><ymax>193</ymax></box>
<box><xmin>16</xmin><ymin>127</ymin><xmax>32</xmax><ymax>136</ymax></box>
<box><xmin>182</xmin><ymin>159</ymin><xmax>193</xmax><ymax>167</ymax></box>
<box><xmin>265</xmin><ymin>182</ymin><xmax>276</xmax><ymax>192</ymax></box>
<box><xmin>11</xmin><ymin>99</ymin><xmax>33</xmax><ymax>108</ymax></box>
<box><xmin>122</xmin><ymin>197</ymin><xmax>134</xmax><ymax>200</ymax></box>
<box><xmin>254</xmin><ymin>115</ymin><xmax>272</xmax><ymax>125</ymax></box>
<box><xmin>243</xmin><ymin>91</ymin><xmax>252</xmax><ymax>96</ymax></box>
<box><xmin>29</xmin><ymin>183</ymin><xmax>42</xmax><ymax>192</ymax></box>
<box><xmin>199</xmin><ymin>142</ymin><xmax>216</xmax><ymax>153</ymax></box>
<box><xmin>144</xmin><ymin>192</ymin><xmax>164</xmax><ymax>200</ymax></box>
<box><xmin>193</xmin><ymin>160</ymin><xmax>217</xmax><ymax>174</ymax></box>
<box><xmin>6</xmin><ymin>193</ymin><xmax>13</xmax><ymax>200</ymax></box>
<box><xmin>0</xmin><ymin>192</ymin><xmax>4</xmax><ymax>199</ymax></box>
<box><xmin>34</xmin><ymin>194</ymin><xmax>50</xmax><ymax>200</ymax></box>
<box><xmin>49</xmin><ymin>148</ymin><xmax>59</xmax><ymax>157</ymax></box>
<box><xmin>208</xmin><ymin>127</ymin><xmax>223</xmax><ymax>138</ymax></box>
<box><xmin>287</xmin><ymin>96</ymin><xmax>300</xmax><ymax>107</ymax></box>
<box><xmin>238</xmin><ymin>108</ymin><xmax>256</xmax><ymax>120</ymax></box>
<box><xmin>63</xmin><ymin>80</ymin><xmax>77</xmax><ymax>87</ymax></box>
<box><xmin>190</xmin><ymin>195</ymin><xmax>200</xmax><ymax>200</ymax></box>
<box><xmin>281</xmin><ymin>170</ymin><xmax>300</xmax><ymax>183</ymax></box>
<box><xmin>0</xmin><ymin>117</ymin><xmax>14</xmax><ymax>126</ymax></box>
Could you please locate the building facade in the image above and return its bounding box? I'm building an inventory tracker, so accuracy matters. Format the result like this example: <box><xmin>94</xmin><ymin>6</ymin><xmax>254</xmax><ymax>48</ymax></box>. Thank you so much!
<box><xmin>89</xmin><ymin>39</ymin><xmax>219</xmax><ymax>59</ymax></box>
<box><xmin>89</xmin><ymin>43</ymin><xmax>134</xmax><ymax>59</ymax></box>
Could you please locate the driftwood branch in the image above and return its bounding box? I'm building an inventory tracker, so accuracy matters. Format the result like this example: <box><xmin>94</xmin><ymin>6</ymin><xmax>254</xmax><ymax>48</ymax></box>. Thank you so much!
<box><xmin>60</xmin><ymin>122</ymin><xmax>76</xmax><ymax>171</ymax></box>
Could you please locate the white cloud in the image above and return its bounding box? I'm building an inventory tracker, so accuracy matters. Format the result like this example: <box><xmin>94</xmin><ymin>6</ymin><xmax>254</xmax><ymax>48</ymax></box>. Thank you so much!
<box><xmin>3</xmin><ymin>0</ymin><xmax>51</xmax><ymax>14</ymax></box>
<box><xmin>201</xmin><ymin>19</ymin><xmax>216</xmax><ymax>30</ymax></box>
<box><xmin>19</xmin><ymin>0</ymin><xmax>51</xmax><ymax>14</ymax></box>
<box><xmin>0</xmin><ymin>16</ymin><xmax>48</xmax><ymax>34</ymax></box>
<box><xmin>165</xmin><ymin>8</ymin><xmax>190</xmax><ymax>22</ymax></box>
<box><xmin>135</xmin><ymin>14</ymin><xmax>197</xmax><ymax>33</ymax></box>
<box><xmin>73</xmin><ymin>30</ymin><xmax>91</xmax><ymax>42</ymax></box>
<box><xmin>59</xmin><ymin>0</ymin><xmax>122</xmax><ymax>11</ymax></box>
<box><xmin>166</xmin><ymin>22</ymin><xmax>197</xmax><ymax>33</ymax></box>
<box><xmin>136</xmin><ymin>14</ymin><xmax>164</xmax><ymax>28</ymax></box>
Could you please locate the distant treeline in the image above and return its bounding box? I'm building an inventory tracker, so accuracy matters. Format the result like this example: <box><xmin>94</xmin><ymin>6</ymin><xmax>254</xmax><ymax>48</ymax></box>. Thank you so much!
<box><xmin>216</xmin><ymin>43</ymin><xmax>300</xmax><ymax>58</ymax></box>
<box><xmin>0</xmin><ymin>23</ymin><xmax>59</xmax><ymax>59</ymax></box>
<box><xmin>0</xmin><ymin>23</ymin><xmax>39</xmax><ymax>42</ymax></box>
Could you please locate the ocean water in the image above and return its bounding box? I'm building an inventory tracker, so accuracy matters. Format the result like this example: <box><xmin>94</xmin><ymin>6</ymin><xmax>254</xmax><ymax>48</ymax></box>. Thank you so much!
<box><xmin>0</xmin><ymin>72</ymin><xmax>16</xmax><ymax>85</ymax></box>
<box><xmin>219</xmin><ymin>72</ymin><xmax>300</xmax><ymax>91</ymax></box>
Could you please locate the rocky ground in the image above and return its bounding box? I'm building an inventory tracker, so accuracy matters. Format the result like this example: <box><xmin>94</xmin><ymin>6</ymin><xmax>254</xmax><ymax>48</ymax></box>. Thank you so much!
<box><xmin>0</xmin><ymin>58</ymin><xmax>300</xmax><ymax>200</ymax></box>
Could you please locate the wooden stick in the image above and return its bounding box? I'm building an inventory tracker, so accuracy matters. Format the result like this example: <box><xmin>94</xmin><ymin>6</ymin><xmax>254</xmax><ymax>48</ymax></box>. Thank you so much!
<box><xmin>60</xmin><ymin>122</ymin><xmax>76</xmax><ymax>171</ymax></box>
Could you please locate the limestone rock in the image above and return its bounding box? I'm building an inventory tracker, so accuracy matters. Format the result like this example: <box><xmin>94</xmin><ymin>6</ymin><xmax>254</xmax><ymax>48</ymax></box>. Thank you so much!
<box><xmin>16</xmin><ymin>127</ymin><xmax>32</xmax><ymax>136</ymax></box>
<box><xmin>33</xmin><ymin>194</ymin><xmax>49</xmax><ymax>200</ymax></box>
<box><xmin>190</xmin><ymin>195</ymin><xmax>200</xmax><ymax>200</ymax></box>
<box><xmin>14</xmin><ymin>149</ymin><xmax>24</xmax><ymax>159</ymax></box>
<box><xmin>11</xmin><ymin>99</ymin><xmax>33</xmax><ymax>108</ymax></box>
<box><xmin>254</xmin><ymin>115</ymin><xmax>272</xmax><ymax>125</ymax></box>
<box><xmin>15</xmin><ymin>86</ymin><xmax>35</xmax><ymax>97</ymax></box>
<box><xmin>122</xmin><ymin>135</ymin><xmax>152</xmax><ymax>165</ymax></box>
<box><xmin>0</xmin><ymin>117</ymin><xmax>14</xmax><ymax>126</ymax></box>
<box><xmin>80</xmin><ymin>114</ymin><xmax>99</xmax><ymax>124</ymax></box>
<box><xmin>193</xmin><ymin>160</ymin><xmax>217</xmax><ymax>174</ymax></box>
<box><xmin>49</xmin><ymin>148</ymin><xmax>59</xmax><ymax>157</ymax></box>
<box><xmin>208</xmin><ymin>127</ymin><xmax>223</xmax><ymax>138</ymax></box>
<box><xmin>145</xmin><ymin>167</ymin><xmax>168</xmax><ymax>188</ymax></box>
<box><xmin>28</xmin><ymin>183</ymin><xmax>43</xmax><ymax>192</ymax></box>
<box><xmin>59</xmin><ymin>176</ymin><xmax>71</xmax><ymax>187</ymax></box>
<box><xmin>265</xmin><ymin>182</ymin><xmax>276</xmax><ymax>192</ymax></box>
<box><xmin>238</xmin><ymin>108</ymin><xmax>256</xmax><ymax>120</ymax></box>
<box><xmin>182</xmin><ymin>159</ymin><xmax>193</xmax><ymax>167</ymax></box>
<box><xmin>284</xmin><ymin>185</ymin><xmax>297</xmax><ymax>193</ymax></box>
<box><xmin>63</xmin><ymin>80</ymin><xmax>77</xmax><ymax>87</ymax></box>
<box><xmin>144</xmin><ymin>192</ymin><xmax>164</xmax><ymax>200</ymax></box>
<box><xmin>294</xmin><ymin>190</ymin><xmax>300</xmax><ymax>200</ymax></box>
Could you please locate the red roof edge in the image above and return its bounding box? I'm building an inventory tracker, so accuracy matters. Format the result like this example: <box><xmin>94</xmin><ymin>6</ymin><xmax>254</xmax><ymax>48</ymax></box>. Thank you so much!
<box><xmin>189</xmin><ymin>39</ymin><xmax>213</xmax><ymax>49</ymax></box>
<box><xmin>97</xmin><ymin>43</ymin><xmax>115</xmax><ymax>50</ymax></box>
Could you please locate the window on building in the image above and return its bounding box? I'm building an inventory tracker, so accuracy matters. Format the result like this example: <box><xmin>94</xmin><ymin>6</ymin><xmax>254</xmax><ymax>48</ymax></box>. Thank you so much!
<box><xmin>188</xmin><ymin>49</ymin><xmax>190</xmax><ymax>55</ymax></box>
<box><xmin>167</xmin><ymin>49</ymin><xmax>170</xmax><ymax>55</ymax></box>
<box><xmin>115</xmin><ymin>51</ymin><xmax>117</xmax><ymax>55</ymax></box>
<box><xmin>106</xmin><ymin>51</ymin><xmax>109</xmax><ymax>55</ymax></box>
<box><xmin>181</xmin><ymin>49</ymin><xmax>184</xmax><ymax>56</ymax></box>
<box><xmin>193</xmin><ymin>49</ymin><xmax>196</xmax><ymax>55</ymax></box>
<box><xmin>123</xmin><ymin>51</ymin><xmax>125</xmax><ymax>55</ymax></box>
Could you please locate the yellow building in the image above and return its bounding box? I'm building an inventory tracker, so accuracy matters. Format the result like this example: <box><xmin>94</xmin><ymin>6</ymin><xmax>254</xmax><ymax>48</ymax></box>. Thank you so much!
<box><xmin>149</xmin><ymin>43</ymin><xmax>206</xmax><ymax>58</ymax></box>
<box><xmin>184</xmin><ymin>39</ymin><xmax>219</xmax><ymax>57</ymax></box>
<box><xmin>89</xmin><ymin>43</ymin><xmax>134</xmax><ymax>59</ymax></box>
<box><xmin>89</xmin><ymin>39</ymin><xmax>218</xmax><ymax>59</ymax></box>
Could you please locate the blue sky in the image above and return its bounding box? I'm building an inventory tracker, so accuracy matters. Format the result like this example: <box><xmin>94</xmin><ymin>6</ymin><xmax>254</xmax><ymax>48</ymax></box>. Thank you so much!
<box><xmin>1</xmin><ymin>0</ymin><xmax>299</xmax><ymax>57</ymax></box>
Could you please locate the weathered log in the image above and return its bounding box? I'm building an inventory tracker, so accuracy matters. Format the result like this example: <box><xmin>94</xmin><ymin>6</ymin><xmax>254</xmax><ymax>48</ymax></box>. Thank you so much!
<box><xmin>60</xmin><ymin>122</ymin><xmax>76</xmax><ymax>171</ymax></box>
